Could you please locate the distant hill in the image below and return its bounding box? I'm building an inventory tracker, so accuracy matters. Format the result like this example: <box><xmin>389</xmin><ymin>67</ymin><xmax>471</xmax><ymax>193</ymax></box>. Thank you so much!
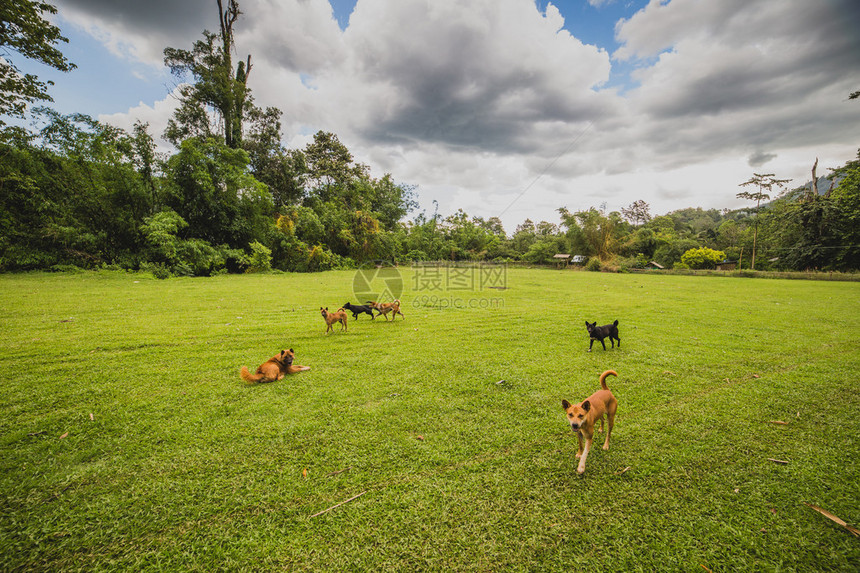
<box><xmin>795</xmin><ymin>175</ymin><xmax>843</xmax><ymax>196</ymax></box>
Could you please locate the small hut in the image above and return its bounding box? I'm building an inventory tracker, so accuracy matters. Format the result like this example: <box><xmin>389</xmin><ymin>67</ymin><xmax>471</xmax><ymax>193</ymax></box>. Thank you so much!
<box><xmin>645</xmin><ymin>261</ymin><xmax>665</xmax><ymax>270</ymax></box>
<box><xmin>553</xmin><ymin>254</ymin><xmax>571</xmax><ymax>269</ymax></box>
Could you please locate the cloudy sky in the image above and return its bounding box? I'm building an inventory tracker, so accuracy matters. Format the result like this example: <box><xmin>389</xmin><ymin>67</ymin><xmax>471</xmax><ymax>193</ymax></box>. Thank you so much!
<box><xmin>24</xmin><ymin>0</ymin><xmax>860</xmax><ymax>231</ymax></box>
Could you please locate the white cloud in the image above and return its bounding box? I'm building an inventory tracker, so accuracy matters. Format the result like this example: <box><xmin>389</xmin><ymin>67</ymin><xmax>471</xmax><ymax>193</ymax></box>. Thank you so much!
<box><xmin>97</xmin><ymin>90</ymin><xmax>180</xmax><ymax>153</ymax></box>
<box><xmin>238</xmin><ymin>0</ymin><xmax>346</xmax><ymax>73</ymax></box>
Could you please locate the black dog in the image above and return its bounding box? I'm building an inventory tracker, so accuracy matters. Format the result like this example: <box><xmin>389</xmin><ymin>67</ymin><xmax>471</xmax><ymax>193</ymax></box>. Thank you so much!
<box><xmin>585</xmin><ymin>320</ymin><xmax>620</xmax><ymax>351</ymax></box>
<box><xmin>343</xmin><ymin>302</ymin><xmax>375</xmax><ymax>320</ymax></box>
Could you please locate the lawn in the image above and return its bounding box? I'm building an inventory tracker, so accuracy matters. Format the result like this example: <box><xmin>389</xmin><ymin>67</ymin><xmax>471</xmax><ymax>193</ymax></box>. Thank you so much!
<box><xmin>1</xmin><ymin>268</ymin><xmax>858</xmax><ymax>571</ymax></box>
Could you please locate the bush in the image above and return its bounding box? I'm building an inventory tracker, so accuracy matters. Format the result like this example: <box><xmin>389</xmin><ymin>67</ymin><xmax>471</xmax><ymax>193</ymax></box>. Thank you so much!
<box><xmin>219</xmin><ymin>246</ymin><xmax>248</xmax><ymax>274</ymax></box>
<box><xmin>405</xmin><ymin>249</ymin><xmax>430</xmax><ymax>262</ymax></box>
<box><xmin>680</xmin><ymin>247</ymin><xmax>726</xmax><ymax>270</ymax></box>
<box><xmin>141</xmin><ymin>211</ymin><xmax>187</xmax><ymax>264</ymax></box>
<box><xmin>585</xmin><ymin>257</ymin><xmax>602</xmax><ymax>272</ymax></box>
<box><xmin>615</xmin><ymin>254</ymin><xmax>649</xmax><ymax>271</ymax></box>
<box><xmin>245</xmin><ymin>241</ymin><xmax>272</xmax><ymax>273</ymax></box>
<box><xmin>140</xmin><ymin>210</ymin><xmax>231</xmax><ymax>276</ymax></box>
<box><xmin>49</xmin><ymin>264</ymin><xmax>84</xmax><ymax>273</ymax></box>
<box><xmin>172</xmin><ymin>239</ymin><xmax>225</xmax><ymax>276</ymax></box>
<box><xmin>140</xmin><ymin>262</ymin><xmax>171</xmax><ymax>279</ymax></box>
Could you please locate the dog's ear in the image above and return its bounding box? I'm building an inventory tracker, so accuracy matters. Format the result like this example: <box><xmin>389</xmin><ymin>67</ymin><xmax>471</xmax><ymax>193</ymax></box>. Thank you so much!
<box><xmin>585</xmin><ymin>320</ymin><xmax>589</xmax><ymax>326</ymax></box>
<box><xmin>280</xmin><ymin>350</ymin><xmax>286</xmax><ymax>356</ymax></box>
<box><xmin>582</xmin><ymin>400</ymin><xmax>591</xmax><ymax>412</ymax></box>
<box><xmin>561</xmin><ymin>399</ymin><xmax>571</xmax><ymax>410</ymax></box>
<box><xmin>289</xmin><ymin>348</ymin><xmax>294</xmax><ymax>354</ymax></box>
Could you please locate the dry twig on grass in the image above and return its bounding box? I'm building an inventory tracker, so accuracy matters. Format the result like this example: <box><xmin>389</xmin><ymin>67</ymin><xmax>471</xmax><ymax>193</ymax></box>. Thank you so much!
<box><xmin>325</xmin><ymin>466</ymin><xmax>353</xmax><ymax>477</ymax></box>
<box><xmin>309</xmin><ymin>491</ymin><xmax>368</xmax><ymax>519</ymax></box>
<box><xmin>804</xmin><ymin>503</ymin><xmax>860</xmax><ymax>537</ymax></box>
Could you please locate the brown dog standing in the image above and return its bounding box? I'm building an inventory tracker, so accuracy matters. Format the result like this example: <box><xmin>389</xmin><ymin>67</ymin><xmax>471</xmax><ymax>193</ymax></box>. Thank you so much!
<box><xmin>240</xmin><ymin>349</ymin><xmax>310</xmax><ymax>384</ymax></box>
<box><xmin>366</xmin><ymin>299</ymin><xmax>404</xmax><ymax>321</ymax></box>
<box><xmin>320</xmin><ymin>307</ymin><xmax>348</xmax><ymax>333</ymax></box>
<box><xmin>561</xmin><ymin>370</ymin><xmax>618</xmax><ymax>474</ymax></box>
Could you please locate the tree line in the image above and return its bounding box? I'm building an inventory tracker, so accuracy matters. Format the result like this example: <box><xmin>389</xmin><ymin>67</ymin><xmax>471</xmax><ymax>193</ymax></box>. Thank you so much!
<box><xmin>1</xmin><ymin>1</ymin><xmax>858</xmax><ymax>275</ymax></box>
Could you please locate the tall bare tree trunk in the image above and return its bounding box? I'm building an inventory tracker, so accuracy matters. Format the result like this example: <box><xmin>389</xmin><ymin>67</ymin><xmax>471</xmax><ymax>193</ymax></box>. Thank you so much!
<box><xmin>217</xmin><ymin>0</ymin><xmax>250</xmax><ymax>149</ymax></box>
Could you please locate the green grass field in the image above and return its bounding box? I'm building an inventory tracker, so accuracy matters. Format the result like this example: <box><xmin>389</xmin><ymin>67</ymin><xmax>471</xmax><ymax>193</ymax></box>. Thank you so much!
<box><xmin>1</xmin><ymin>268</ymin><xmax>858</xmax><ymax>571</ymax></box>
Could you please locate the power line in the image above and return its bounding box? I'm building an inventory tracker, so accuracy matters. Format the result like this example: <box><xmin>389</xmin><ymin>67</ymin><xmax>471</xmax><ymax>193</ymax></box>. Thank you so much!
<box><xmin>496</xmin><ymin>121</ymin><xmax>593</xmax><ymax>219</ymax></box>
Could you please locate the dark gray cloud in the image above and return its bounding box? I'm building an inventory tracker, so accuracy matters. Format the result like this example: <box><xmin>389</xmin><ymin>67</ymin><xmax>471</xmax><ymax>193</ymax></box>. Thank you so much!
<box><xmin>56</xmin><ymin>0</ymin><xmax>215</xmax><ymax>36</ymax></box>
<box><xmin>361</xmin><ymin>70</ymin><xmax>607</xmax><ymax>154</ymax></box>
<box><xmin>55</xmin><ymin>0</ymin><xmax>228</xmax><ymax>65</ymax></box>
<box><xmin>633</xmin><ymin>1</ymin><xmax>860</xmax><ymax>121</ymax></box>
<box><xmin>328</xmin><ymin>0</ymin><xmax>613</xmax><ymax>156</ymax></box>
<box><xmin>748</xmin><ymin>151</ymin><xmax>776</xmax><ymax>168</ymax></box>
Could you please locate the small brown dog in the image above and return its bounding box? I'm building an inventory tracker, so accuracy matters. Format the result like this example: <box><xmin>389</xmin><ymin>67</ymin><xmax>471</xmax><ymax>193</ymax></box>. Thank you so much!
<box><xmin>320</xmin><ymin>306</ymin><xmax>348</xmax><ymax>333</ymax></box>
<box><xmin>561</xmin><ymin>370</ymin><xmax>618</xmax><ymax>474</ymax></box>
<box><xmin>240</xmin><ymin>349</ymin><xmax>310</xmax><ymax>384</ymax></box>
<box><xmin>366</xmin><ymin>299</ymin><xmax>404</xmax><ymax>321</ymax></box>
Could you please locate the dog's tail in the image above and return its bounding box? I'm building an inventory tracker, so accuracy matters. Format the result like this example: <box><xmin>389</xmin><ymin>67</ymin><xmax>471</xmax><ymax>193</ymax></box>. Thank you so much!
<box><xmin>599</xmin><ymin>370</ymin><xmax>617</xmax><ymax>390</ymax></box>
<box><xmin>240</xmin><ymin>366</ymin><xmax>264</xmax><ymax>384</ymax></box>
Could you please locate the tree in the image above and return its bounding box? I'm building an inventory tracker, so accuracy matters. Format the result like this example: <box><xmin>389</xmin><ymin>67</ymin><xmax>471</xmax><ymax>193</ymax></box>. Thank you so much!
<box><xmin>559</xmin><ymin>207</ymin><xmax>622</xmax><ymax>261</ymax></box>
<box><xmin>653</xmin><ymin>238</ymin><xmax>699</xmax><ymax>269</ymax></box>
<box><xmin>243</xmin><ymin>106</ymin><xmax>306</xmax><ymax>208</ymax></box>
<box><xmin>621</xmin><ymin>200</ymin><xmax>652</xmax><ymax>226</ymax></box>
<box><xmin>130</xmin><ymin>121</ymin><xmax>160</xmax><ymax>213</ymax></box>
<box><xmin>303</xmin><ymin>131</ymin><xmax>366</xmax><ymax>203</ymax></box>
<box><xmin>510</xmin><ymin>219</ymin><xmax>537</xmax><ymax>256</ymax></box>
<box><xmin>366</xmin><ymin>174</ymin><xmax>416</xmax><ymax>231</ymax></box>
<box><xmin>828</xmin><ymin>149</ymin><xmax>860</xmax><ymax>269</ymax></box>
<box><xmin>0</xmin><ymin>0</ymin><xmax>76</xmax><ymax>128</ymax></box>
<box><xmin>737</xmin><ymin>173</ymin><xmax>790</xmax><ymax>269</ymax></box>
<box><xmin>163</xmin><ymin>136</ymin><xmax>272</xmax><ymax>248</ymax></box>
<box><xmin>163</xmin><ymin>0</ymin><xmax>253</xmax><ymax>149</ymax></box>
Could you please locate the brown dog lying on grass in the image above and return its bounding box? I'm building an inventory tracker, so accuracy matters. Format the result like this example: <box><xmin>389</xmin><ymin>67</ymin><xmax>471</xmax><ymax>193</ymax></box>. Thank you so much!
<box><xmin>366</xmin><ymin>299</ymin><xmax>404</xmax><ymax>321</ymax></box>
<box><xmin>240</xmin><ymin>349</ymin><xmax>310</xmax><ymax>384</ymax></box>
<box><xmin>561</xmin><ymin>370</ymin><xmax>618</xmax><ymax>474</ymax></box>
<box><xmin>320</xmin><ymin>307</ymin><xmax>348</xmax><ymax>333</ymax></box>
